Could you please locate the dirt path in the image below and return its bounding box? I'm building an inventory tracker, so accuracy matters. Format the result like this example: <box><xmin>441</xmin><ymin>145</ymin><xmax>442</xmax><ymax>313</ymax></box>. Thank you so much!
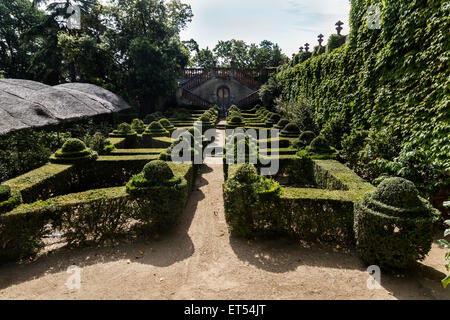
<box><xmin>0</xmin><ymin>128</ymin><xmax>449</xmax><ymax>300</ymax></box>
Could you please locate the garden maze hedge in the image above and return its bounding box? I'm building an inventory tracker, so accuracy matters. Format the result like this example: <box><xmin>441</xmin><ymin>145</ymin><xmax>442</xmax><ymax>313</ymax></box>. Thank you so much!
<box><xmin>0</xmin><ymin>112</ymin><xmax>203</xmax><ymax>262</ymax></box>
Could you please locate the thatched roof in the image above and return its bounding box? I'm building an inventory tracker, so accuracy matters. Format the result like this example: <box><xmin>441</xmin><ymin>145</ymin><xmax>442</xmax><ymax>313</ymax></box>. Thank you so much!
<box><xmin>0</xmin><ymin>79</ymin><xmax>131</xmax><ymax>135</ymax></box>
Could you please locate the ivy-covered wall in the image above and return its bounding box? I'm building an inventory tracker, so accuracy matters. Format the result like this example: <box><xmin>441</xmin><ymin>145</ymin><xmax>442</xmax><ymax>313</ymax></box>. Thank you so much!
<box><xmin>275</xmin><ymin>0</ymin><xmax>449</xmax><ymax>195</ymax></box>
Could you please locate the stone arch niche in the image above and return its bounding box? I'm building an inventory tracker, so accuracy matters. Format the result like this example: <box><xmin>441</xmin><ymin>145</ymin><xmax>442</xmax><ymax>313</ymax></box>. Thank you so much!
<box><xmin>217</xmin><ymin>85</ymin><xmax>230</xmax><ymax>111</ymax></box>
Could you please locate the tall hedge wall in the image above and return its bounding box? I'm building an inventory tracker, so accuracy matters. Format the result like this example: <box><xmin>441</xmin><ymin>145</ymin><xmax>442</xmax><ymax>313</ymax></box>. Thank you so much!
<box><xmin>275</xmin><ymin>0</ymin><xmax>449</xmax><ymax>193</ymax></box>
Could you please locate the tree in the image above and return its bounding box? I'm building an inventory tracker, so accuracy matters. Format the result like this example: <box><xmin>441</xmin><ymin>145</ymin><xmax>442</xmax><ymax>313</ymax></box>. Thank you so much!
<box><xmin>248</xmin><ymin>40</ymin><xmax>285</xmax><ymax>69</ymax></box>
<box><xmin>0</xmin><ymin>0</ymin><xmax>43</xmax><ymax>79</ymax></box>
<box><xmin>213</xmin><ymin>39</ymin><xmax>249</xmax><ymax>67</ymax></box>
<box><xmin>192</xmin><ymin>47</ymin><xmax>215</xmax><ymax>68</ymax></box>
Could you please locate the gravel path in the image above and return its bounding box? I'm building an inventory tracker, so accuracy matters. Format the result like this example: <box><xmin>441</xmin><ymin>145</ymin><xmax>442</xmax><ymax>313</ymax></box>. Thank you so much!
<box><xmin>0</xmin><ymin>128</ymin><xmax>449</xmax><ymax>300</ymax></box>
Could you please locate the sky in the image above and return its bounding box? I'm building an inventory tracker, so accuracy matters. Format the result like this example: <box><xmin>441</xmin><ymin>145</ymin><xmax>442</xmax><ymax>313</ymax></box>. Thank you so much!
<box><xmin>180</xmin><ymin>0</ymin><xmax>351</xmax><ymax>57</ymax></box>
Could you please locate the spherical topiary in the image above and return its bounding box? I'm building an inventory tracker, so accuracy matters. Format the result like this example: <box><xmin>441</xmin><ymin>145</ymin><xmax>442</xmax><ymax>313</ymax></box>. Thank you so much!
<box><xmin>265</xmin><ymin>113</ymin><xmax>281</xmax><ymax>127</ymax></box>
<box><xmin>142</xmin><ymin>160</ymin><xmax>174</xmax><ymax>182</ymax></box>
<box><xmin>143</xmin><ymin>112</ymin><xmax>164</xmax><ymax>124</ymax></box>
<box><xmin>354</xmin><ymin>177</ymin><xmax>440</xmax><ymax>270</ymax></box>
<box><xmin>144</xmin><ymin>121</ymin><xmax>168</xmax><ymax>137</ymax></box>
<box><xmin>0</xmin><ymin>185</ymin><xmax>11</xmax><ymax>202</ymax></box>
<box><xmin>299</xmin><ymin>131</ymin><xmax>316</xmax><ymax>145</ymax></box>
<box><xmin>371</xmin><ymin>177</ymin><xmax>423</xmax><ymax>210</ymax></box>
<box><xmin>232</xmin><ymin>163</ymin><xmax>259</xmax><ymax>184</ymax></box>
<box><xmin>118</xmin><ymin>123</ymin><xmax>132</xmax><ymax>134</ymax></box>
<box><xmin>292</xmin><ymin>131</ymin><xmax>317</xmax><ymax>149</ymax></box>
<box><xmin>51</xmin><ymin>138</ymin><xmax>97</xmax><ymax>163</ymax></box>
<box><xmin>308</xmin><ymin>136</ymin><xmax>332</xmax><ymax>154</ymax></box>
<box><xmin>110</xmin><ymin>123</ymin><xmax>137</xmax><ymax>137</ymax></box>
<box><xmin>131</xmin><ymin>118</ymin><xmax>145</xmax><ymax>133</ymax></box>
<box><xmin>280</xmin><ymin>123</ymin><xmax>300</xmax><ymax>137</ymax></box>
<box><xmin>274</xmin><ymin>119</ymin><xmax>290</xmax><ymax>130</ymax></box>
<box><xmin>126</xmin><ymin>160</ymin><xmax>183</xmax><ymax>195</ymax></box>
<box><xmin>229</xmin><ymin>116</ymin><xmax>243</xmax><ymax>124</ymax></box>
<box><xmin>61</xmin><ymin>138</ymin><xmax>86</xmax><ymax>153</ymax></box>
<box><xmin>159</xmin><ymin>118</ymin><xmax>175</xmax><ymax>132</ymax></box>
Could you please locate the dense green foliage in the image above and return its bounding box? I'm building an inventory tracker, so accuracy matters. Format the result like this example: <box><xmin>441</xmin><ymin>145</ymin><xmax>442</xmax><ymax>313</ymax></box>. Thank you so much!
<box><xmin>223</xmin><ymin>164</ymin><xmax>282</xmax><ymax>237</ymax></box>
<box><xmin>272</xmin><ymin>0</ymin><xmax>450</xmax><ymax>198</ymax></box>
<box><xmin>0</xmin><ymin>0</ymin><xmax>193</xmax><ymax>114</ymax></box>
<box><xmin>191</xmin><ymin>39</ymin><xmax>286</xmax><ymax>69</ymax></box>
<box><xmin>354</xmin><ymin>177</ymin><xmax>441</xmax><ymax>270</ymax></box>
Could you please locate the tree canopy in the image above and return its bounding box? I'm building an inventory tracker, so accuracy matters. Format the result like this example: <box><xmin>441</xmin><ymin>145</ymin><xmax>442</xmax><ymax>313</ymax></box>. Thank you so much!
<box><xmin>0</xmin><ymin>0</ymin><xmax>193</xmax><ymax>115</ymax></box>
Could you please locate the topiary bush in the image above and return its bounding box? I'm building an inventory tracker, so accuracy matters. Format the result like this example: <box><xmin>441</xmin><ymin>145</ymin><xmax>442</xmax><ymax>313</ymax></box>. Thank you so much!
<box><xmin>274</xmin><ymin>119</ymin><xmax>290</xmax><ymax>130</ymax></box>
<box><xmin>265</xmin><ymin>113</ymin><xmax>281</xmax><ymax>127</ymax></box>
<box><xmin>354</xmin><ymin>177</ymin><xmax>441</xmax><ymax>270</ymax></box>
<box><xmin>280</xmin><ymin>123</ymin><xmax>300</xmax><ymax>138</ymax></box>
<box><xmin>159</xmin><ymin>118</ymin><xmax>175</xmax><ymax>132</ymax></box>
<box><xmin>0</xmin><ymin>185</ymin><xmax>20</xmax><ymax>214</ymax></box>
<box><xmin>126</xmin><ymin>160</ymin><xmax>188</xmax><ymax>233</ymax></box>
<box><xmin>143</xmin><ymin>112</ymin><xmax>164</xmax><ymax>124</ymax></box>
<box><xmin>144</xmin><ymin>121</ymin><xmax>169</xmax><ymax>137</ymax></box>
<box><xmin>131</xmin><ymin>118</ymin><xmax>146</xmax><ymax>134</ymax></box>
<box><xmin>109</xmin><ymin>123</ymin><xmax>138</xmax><ymax>139</ymax></box>
<box><xmin>223</xmin><ymin>164</ymin><xmax>282</xmax><ymax>237</ymax></box>
<box><xmin>307</xmin><ymin>136</ymin><xmax>333</xmax><ymax>155</ymax></box>
<box><xmin>50</xmin><ymin>138</ymin><xmax>98</xmax><ymax>164</ymax></box>
<box><xmin>292</xmin><ymin>131</ymin><xmax>316</xmax><ymax>149</ymax></box>
<box><xmin>84</xmin><ymin>132</ymin><xmax>116</xmax><ymax>155</ymax></box>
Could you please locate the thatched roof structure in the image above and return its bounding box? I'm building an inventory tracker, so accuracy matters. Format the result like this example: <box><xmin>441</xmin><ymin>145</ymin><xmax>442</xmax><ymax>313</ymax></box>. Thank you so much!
<box><xmin>0</xmin><ymin>79</ymin><xmax>131</xmax><ymax>135</ymax></box>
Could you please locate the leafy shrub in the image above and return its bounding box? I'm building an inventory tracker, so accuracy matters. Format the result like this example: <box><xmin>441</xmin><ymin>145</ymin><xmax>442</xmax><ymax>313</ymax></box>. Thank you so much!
<box><xmin>274</xmin><ymin>119</ymin><xmax>289</xmax><ymax>130</ymax></box>
<box><xmin>0</xmin><ymin>185</ymin><xmax>11</xmax><ymax>202</ymax></box>
<box><xmin>259</xmin><ymin>76</ymin><xmax>282</xmax><ymax>108</ymax></box>
<box><xmin>326</xmin><ymin>34</ymin><xmax>346</xmax><ymax>52</ymax></box>
<box><xmin>131</xmin><ymin>118</ymin><xmax>146</xmax><ymax>133</ymax></box>
<box><xmin>292</xmin><ymin>131</ymin><xmax>316</xmax><ymax>149</ymax></box>
<box><xmin>51</xmin><ymin>139</ymin><xmax>98</xmax><ymax>164</ymax></box>
<box><xmin>143</xmin><ymin>112</ymin><xmax>164</xmax><ymax>124</ymax></box>
<box><xmin>358</xmin><ymin>128</ymin><xmax>402</xmax><ymax>181</ymax></box>
<box><xmin>117</xmin><ymin>123</ymin><xmax>133</xmax><ymax>134</ymax></box>
<box><xmin>321</xmin><ymin>112</ymin><xmax>350</xmax><ymax>149</ymax></box>
<box><xmin>275</xmin><ymin>97</ymin><xmax>318</xmax><ymax>133</ymax></box>
<box><xmin>293</xmin><ymin>52</ymin><xmax>312</xmax><ymax>65</ymax></box>
<box><xmin>312</xmin><ymin>45</ymin><xmax>326</xmax><ymax>57</ymax></box>
<box><xmin>354</xmin><ymin>177</ymin><xmax>440</xmax><ymax>270</ymax></box>
<box><xmin>158</xmin><ymin>118</ymin><xmax>174</xmax><ymax>131</ymax></box>
<box><xmin>307</xmin><ymin>136</ymin><xmax>332</xmax><ymax>154</ymax></box>
<box><xmin>280</xmin><ymin>123</ymin><xmax>300</xmax><ymax>137</ymax></box>
<box><xmin>223</xmin><ymin>164</ymin><xmax>282</xmax><ymax>237</ymax></box>
<box><xmin>341</xmin><ymin>130</ymin><xmax>369</xmax><ymax>169</ymax></box>
<box><xmin>60</xmin><ymin>138</ymin><xmax>86</xmax><ymax>153</ymax></box>
<box><xmin>84</xmin><ymin>132</ymin><xmax>115</xmax><ymax>155</ymax></box>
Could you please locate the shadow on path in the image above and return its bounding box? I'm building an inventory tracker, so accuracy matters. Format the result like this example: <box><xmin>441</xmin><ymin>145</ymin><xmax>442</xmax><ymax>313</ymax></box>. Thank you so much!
<box><xmin>0</xmin><ymin>166</ymin><xmax>208</xmax><ymax>291</ymax></box>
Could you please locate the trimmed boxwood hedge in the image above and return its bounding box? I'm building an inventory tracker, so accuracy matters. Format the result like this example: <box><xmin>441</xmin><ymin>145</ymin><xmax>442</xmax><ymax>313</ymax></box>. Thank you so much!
<box><xmin>0</xmin><ymin>160</ymin><xmax>194</xmax><ymax>262</ymax></box>
<box><xmin>224</xmin><ymin>156</ymin><xmax>375</xmax><ymax>243</ymax></box>
<box><xmin>0</xmin><ymin>126</ymin><xmax>196</xmax><ymax>262</ymax></box>
<box><xmin>354</xmin><ymin>177</ymin><xmax>440</xmax><ymax>270</ymax></box>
